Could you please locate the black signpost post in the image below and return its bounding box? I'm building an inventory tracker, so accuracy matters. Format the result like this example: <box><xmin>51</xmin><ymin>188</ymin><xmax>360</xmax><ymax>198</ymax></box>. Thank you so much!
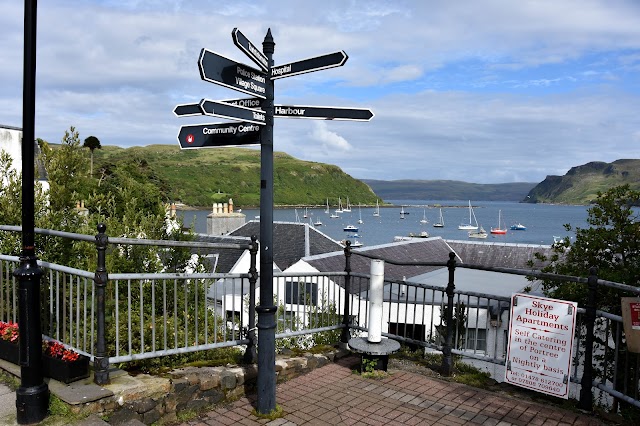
<box><xmin>16</xmin><ymin>0</ymin><xmax>49</xmax><ymax>423</ymax></box>
<box><xmin>174</xmin><ymin>28</ymin><xmax>373</xmax><ymax>415</ymax></box>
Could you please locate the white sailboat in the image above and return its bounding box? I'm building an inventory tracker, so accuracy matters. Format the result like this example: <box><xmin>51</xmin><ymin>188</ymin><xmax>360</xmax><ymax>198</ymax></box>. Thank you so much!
<box><xmin>343</xmin><ymin>197</ymin><xmax>351</xmax><ymax>213</ymax></box>
<box><xmin>458</xmin><ymin>201</ymin><xmax>479</xmax><ymax>230</ymax></box>
<box><xmin>303</xmin><ymin>207</ymin><xmax>308</xmax><ymax>218</ymax></box>
<box><xmin>400</xmin><ymin>206</ymin><xmax>405</xmax><ymax>219</ymax></box>
<box><xmin>324</xmin><ymin>198</ymin><xmax>330</xmax><ymax>214</ymax></box>
<box><xmin>373</xmin><ymin>200</ymin><xmax>380</xmax><ymax>217</ymax></box>
<box><xmin>420</xmin><ymin>209</ymin><xmax>428</xmax><ymax>224</ymax></box>
<box><xmin>335</xmin><ymin>197</ymin><xmax>343</xmax><ymax>214</ymax></box>
<box><xmin>357</xmin><ymin>204</ymin><xmax>363</xmax><ymax>224</ymax></box>
<box><xmin>433</xmin><ymin>208</ymin><xmax>444</xmax><ymax>228</ymax></box>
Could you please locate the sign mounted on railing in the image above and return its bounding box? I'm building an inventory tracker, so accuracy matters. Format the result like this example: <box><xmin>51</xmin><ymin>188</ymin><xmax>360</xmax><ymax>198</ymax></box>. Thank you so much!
<box><xmin>505</xmin><ymin>293</ymin><xmax>577</xmax><ymax>399</ymax></box>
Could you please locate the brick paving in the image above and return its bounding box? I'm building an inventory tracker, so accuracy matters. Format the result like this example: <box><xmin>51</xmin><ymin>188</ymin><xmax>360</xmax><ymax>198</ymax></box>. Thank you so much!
<box><xmin>178</xmin><ymin>356</ymin><xmax>605</xmax><ymax>426</ymax></box>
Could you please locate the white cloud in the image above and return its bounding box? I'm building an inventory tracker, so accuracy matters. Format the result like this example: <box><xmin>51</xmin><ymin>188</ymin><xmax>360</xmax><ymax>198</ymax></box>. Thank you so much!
<box><xmin>2</xmin><ymin>0</ymin><xmax>640</xmax><ymax>185</ymax></box>
<box><xmin>310</xmin><ymin>122</ymin><xmax>352</xmax><ymax>152</ymax></box>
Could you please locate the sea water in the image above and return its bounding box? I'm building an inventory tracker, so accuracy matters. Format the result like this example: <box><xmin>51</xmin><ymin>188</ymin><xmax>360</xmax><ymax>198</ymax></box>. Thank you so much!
<box><xmin>180</xmin><ymin>200</ymin><xmax>591</xmax><ymax>247</ymax></box>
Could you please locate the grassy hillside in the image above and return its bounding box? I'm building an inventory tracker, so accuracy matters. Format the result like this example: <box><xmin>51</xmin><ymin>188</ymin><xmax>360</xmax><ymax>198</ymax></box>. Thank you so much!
<box><xmin>524</xmin><ymin>159</ymin><xmax>640</xmax><ymax>204</ymax></box>
<box><xmin>362</xmin><ymin>179</ymin><xmax>536</xmax><ymax>201</ymax></box>
<box><xmin>93</xmin><ymin>145</ymin><xmax>379</xmax><ymax>208</ymax></box>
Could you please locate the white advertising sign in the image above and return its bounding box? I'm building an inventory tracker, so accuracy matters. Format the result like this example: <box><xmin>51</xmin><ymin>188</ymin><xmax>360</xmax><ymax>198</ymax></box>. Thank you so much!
<box><xmin>505</xmin><ymin>293</ymin><xmax>578</xmax><ymax>399</ymax></box>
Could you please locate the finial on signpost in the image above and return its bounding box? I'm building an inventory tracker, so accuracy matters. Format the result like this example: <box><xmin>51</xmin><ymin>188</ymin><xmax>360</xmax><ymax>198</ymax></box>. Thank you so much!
<box><xmin>263</xmin><ymin>28</ymin><xmax>275</xmax><ymax>55</ymax></box>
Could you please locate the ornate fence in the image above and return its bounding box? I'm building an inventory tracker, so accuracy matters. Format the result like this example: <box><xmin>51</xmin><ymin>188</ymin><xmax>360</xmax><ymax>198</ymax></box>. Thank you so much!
<box><xmin>0</xmin><ymin>224</ymin><xmax>638</xmax><ymax>415</ymax></box>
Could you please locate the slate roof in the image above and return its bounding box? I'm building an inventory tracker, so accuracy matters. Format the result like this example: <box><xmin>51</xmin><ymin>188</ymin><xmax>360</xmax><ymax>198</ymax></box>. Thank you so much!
<box><xmin>302</xmin><ymin>237</ymin><xmax>553</xmax><ymax>294</ymax></box>
<box><xmin>192</xmin><ymin>234</ymin><xmax>252</xmax><ymax>273</ymax></box>
<box><xmin>446</xmin><ymin>239</ymin><xmax>554</xmax><ymax>269</ymax></box>
<box><xmin>228</xmin><ymin>220</ymin><xmax>344</xmax><ymax>271</ymax></box>
<box><xmin>304</xmin><ymin>237</ymin><xmax>456</xmax><ymax>294</ymax></box>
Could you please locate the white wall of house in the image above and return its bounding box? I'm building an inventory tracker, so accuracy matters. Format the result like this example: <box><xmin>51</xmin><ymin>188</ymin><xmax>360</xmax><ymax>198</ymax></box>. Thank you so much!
<box><xmin>0</xmin><ymin>126</ymin><xmax>22</xmax><ymax>176</ymax></box>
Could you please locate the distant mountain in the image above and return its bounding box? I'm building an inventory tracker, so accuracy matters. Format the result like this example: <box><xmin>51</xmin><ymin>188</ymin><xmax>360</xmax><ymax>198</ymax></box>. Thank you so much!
<box><xmin>524</xmin><ymin>159</ymin><xmax>640</xmax><ymax>204</ymax></box>
<box><xmin>362</xmin><ymin>179</ymin><xmax>537</xmax><ymax>201</ymax></box>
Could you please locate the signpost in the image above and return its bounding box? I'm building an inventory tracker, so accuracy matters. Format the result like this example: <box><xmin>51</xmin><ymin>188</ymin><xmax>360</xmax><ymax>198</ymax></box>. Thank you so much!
<box><xmin>173</xmin><ymin>103</ymin><xmax>203</xmax><ymax>117</ymax></box>
<box><xmin>200</xmin><ymin>99</ymin><xmax>266</xmax><ymax>125</ymax></box>
<box><xmin>177</xmin><ymin>122</ymin><xmax>260</xmax><ymax>149</ymax></box>
<box><xmin>505</xmin><ymin>293</ymin><xmax>577</xmax><ymax>399</ymax></box>
<box><xmin>221</xmin><ymin>97</ymin><xmax>264</xmax><ymax>109</ymax></box>
<box><xmin>232</xmin><ymin>28</ymin><xmax>269</xmax><ymax>72</ymax></box>
<box><xmin>274</xmin><ymin>105</ymin><xmax>374</xmax><ymax>121</ymax></box>
<box><xmin>270</xmin><ymin>51</ymin><xmax>348</xmax><ymax>80</ymax></box>
<box><xmin>198</xmin><ymin>49</ymin><xmax>267</xmax><ymax>98</ymax></box>
<box><xmin>174</xmin><ymin>27</ymin><xmax>373</xmax><ymax>415</ymax></box>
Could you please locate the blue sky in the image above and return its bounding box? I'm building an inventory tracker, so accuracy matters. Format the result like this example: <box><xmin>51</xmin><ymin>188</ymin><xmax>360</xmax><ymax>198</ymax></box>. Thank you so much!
<box><xmin>2</xmin><ymin>0</ymin><xmax>640</xmax><ymax>183</ymax></box>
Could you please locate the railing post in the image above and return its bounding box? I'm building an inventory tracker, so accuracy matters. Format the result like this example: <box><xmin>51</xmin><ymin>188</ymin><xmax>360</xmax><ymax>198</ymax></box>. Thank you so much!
<box><xmin>340</xmin><ymin>241</ymin><xmax>352</xmax><ymax>347</ymax></box>
<box><xmin>441</xmin><ymin>252</ymin><xmax>456</xmax><ymax>376</ymax></box>
<box><xmin>244</xmin><ymin>236</ymin><xmax>258</xmax><ymax>364</ymax></box>
<box><xmin>579</xmin><ymin>266</ymin><xmax>598</xmax><ymax>411</ymax></box>
<box><xmin>93</xmin><ymin>223</ymin><xmax>109</xmax><ymax>385</ymax></box>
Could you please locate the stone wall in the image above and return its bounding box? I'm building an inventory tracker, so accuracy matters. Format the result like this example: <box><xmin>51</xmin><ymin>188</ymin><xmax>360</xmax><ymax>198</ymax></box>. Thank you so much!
<box><xmin>82</xmin><ymin>349</ymin><xmax>348</xmax><ymax>425</ymax></box>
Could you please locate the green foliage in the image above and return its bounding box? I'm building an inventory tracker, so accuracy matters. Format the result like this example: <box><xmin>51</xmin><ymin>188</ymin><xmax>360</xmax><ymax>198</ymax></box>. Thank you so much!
<box><xmin>436</xmin><ymin>302</ymin><xmax>467</xmax><ymax>349</ymax></box>
<box><xmin>0</xmin><ymin>126</ymin><xmax>239</xmax><ymax>373</ymax></box>
<box><xmin>525</xmin><ymin>160</ymin><xmax>640</xmax><ymax>204</ymax></box>
<box><xmin>533</xmin><ymin>185</ymin><xmax>640</xmax><ymax>416</ymax></box>
<box><xmin>92</xmin><ymin>145</ymin><xmax>379</xmax><ymax>207</ymax></box>
<box><xmin>534</xmin><ymin>184</ymin><xmax>640</xmax><ymax>309</ymax></box>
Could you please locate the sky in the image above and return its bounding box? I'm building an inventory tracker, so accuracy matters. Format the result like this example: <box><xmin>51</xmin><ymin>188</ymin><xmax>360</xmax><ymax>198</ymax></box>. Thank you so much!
<box><xmin>2</xmin><ymin>0</ymin><xmax>640</xmax><ymax>184</ymax></box>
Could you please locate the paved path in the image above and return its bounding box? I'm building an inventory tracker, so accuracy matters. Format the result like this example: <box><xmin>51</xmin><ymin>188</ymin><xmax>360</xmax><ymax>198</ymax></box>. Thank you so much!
<box><xmin>179</xmin><ymin>356</ymin><xmax>605</xmax><ymax>426</ymax></box>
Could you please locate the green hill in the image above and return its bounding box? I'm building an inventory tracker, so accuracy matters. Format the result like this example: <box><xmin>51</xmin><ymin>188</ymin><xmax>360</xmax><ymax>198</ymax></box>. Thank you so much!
<box><xmin>362</xmin><ymin>179</ymin><xmax>536</xmax><ymax>201</ymax></box>
<box><xmin>93</xmin><ymin>145</ymin><xmax>379</xmax><ymax>208</ymax></box>
<box><xmin>523</xmin><ymin>159</ymin><xmax>640</xmax><ymax>204</ymax></box>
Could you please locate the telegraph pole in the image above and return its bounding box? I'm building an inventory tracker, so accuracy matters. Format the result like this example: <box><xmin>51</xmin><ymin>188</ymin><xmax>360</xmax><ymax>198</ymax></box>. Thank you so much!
<box><xmin>15</xmin><ymin>0</ymin><xmax>49</xmax><ymax>423</ymax></box>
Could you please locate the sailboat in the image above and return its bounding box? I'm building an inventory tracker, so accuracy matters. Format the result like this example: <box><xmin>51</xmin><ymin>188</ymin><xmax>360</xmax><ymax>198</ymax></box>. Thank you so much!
<box><xmin>490</xmin><ymin>210</ymin><xmax>507</xmax><ymax>235</ymax></box>
<box><xmin>335</xmin><ymin>197</ymin><xmax>343</xmax><ymax>214</ymax></box>
<box><xmin>458</xmin><ymin>201</ymin><xmax>479</xmax><ymax>230</ymax></box>
<box><xmin>343</xmin><ymin>197</ymin><xmax>351</xmax><ymax>213</ymax></box>
<box><xmin>303</xmin><ymin>207</ymin><xmax>308</xmax><ymax>218</ymax></box>
<box><xmin>420</xmin><ymin>209</ymin><xmax>428</xmax><ymax>224</ymax></box>
<box><xmin>324</xmin><ymin>198</ymin><xmax>330</xmax><ymax>214</ymax></box>
<box><xmin>357</xmin><ymin>204</ymin><xmax>363</xmax><ymax>224</ymax></box>
<box><xmin>373</xmin><ymin>200</ymin><xmax>380</xmax><ymax>217</ymax></box>
<box><xmin>433</xmin><ymin>208</ymin><xmax>444</xmax><ymax>228</ymax></box>
<box><xmin>468</xmin><ymin>225</ymin><xmax>488</xmax><ymax>239</ymax></box>
<box><xmin>400</xmin><ymin>206</ymin><xmax>405</xmax><ymax>219</ymax></box>
<box><xmin>314</xmin><ymin>210</ymin><xmax>323</xmax><ymax>226</ymax></box>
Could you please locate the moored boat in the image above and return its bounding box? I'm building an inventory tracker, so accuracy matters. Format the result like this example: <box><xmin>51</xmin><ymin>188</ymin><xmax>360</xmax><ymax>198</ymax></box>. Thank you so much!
<box><xmin>469</xmin><ymin>226</ymin><xmax>488</xmax><ymax>239</ymax></box>
<box><xmin>490</xmin><ymin>209</ymin><xmax>507</xmax><ymax>235</ymax></box>
<box><xmin>458</xmin><ymin>201</ymin><xmax>479</xmax><ymax>230</ymax></box>
<box><xmin>510</xmin><ymin>223</ymin><xmax>527</xmax><ymax>231</ymax></box>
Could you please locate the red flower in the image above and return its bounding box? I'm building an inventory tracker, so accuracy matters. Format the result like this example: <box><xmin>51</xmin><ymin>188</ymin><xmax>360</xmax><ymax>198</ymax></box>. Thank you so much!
<box><xmin>0</xmin><ymin>321</ymin><xmax>81</xmax><ymax>362</ymax></box>
<box><xmin>0</xmin><ymin>321</ymin><xmax>19</xmax><ymax>343</ymax></box>
<box><xmin>43</xmin><ymin>340</ymin><xmax>80</xmax><ymax>362</ymax></box>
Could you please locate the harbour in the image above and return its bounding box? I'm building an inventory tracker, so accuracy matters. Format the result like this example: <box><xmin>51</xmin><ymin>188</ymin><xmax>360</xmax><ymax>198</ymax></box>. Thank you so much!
<box><xmin>181</xmin><ymin>200</ymin><xmax>591</xmax><ymax>247</ymax></box>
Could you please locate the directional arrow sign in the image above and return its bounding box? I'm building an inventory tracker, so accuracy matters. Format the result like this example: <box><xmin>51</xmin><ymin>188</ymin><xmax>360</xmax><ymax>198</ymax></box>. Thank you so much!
<box><xmin>173</xmin><ymin>103</ymin><xmax>203</xmax><ymax>117</ymax></box>
<box><xmin>201</xmin><ymin>99</ymin><xmax>266</xmax><ymax>125</ymax></box>
<box><xmin>271</xmin><ymin>51</ymin><xmax>348</xmax><ymax>80</ymax></box>
<box><xmin>177</xmin><ymin>122</ymin><xmax>261</xmax><ymax>149</ymax></box>
<box><xmin>220</xmin><ymin>97</ymin><xmax>264</xmax><ymax>109</ymax></box>
<box><xmin>274</xmin><ymin>105</ymin><xmax>374</xmax><ymax>121</ymax></box>
<box><xmin>232</xmin><ymin>28</ymin><xmax>269</xmax><ymax>72</ymax></box>
<box><xmin>198</xmin><ymin>49</ymin><xmax>267</xmax><ymax>99</ymax></box>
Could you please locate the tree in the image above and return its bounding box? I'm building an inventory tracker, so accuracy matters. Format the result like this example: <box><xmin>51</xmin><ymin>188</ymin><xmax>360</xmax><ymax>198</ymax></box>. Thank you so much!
<box><xmin>534</xmin><ymin>184</ymin><xmax>640</xmax><ymax>309</ymax></box>
<box><xmin>533</xmin><ymin>185</ymin><xmax>640</xmax><ymax>415</ymax></box>
<box><xmin>83</xmin><ymin>135</ymin><xmax>101</xmax><ymax>176</ymax></box>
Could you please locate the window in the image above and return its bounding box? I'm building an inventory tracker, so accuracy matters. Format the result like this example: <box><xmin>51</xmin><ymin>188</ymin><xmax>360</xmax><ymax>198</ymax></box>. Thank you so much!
<box><xmin>465</xmin><ymin>328</ymin><xmax>487</xmax><ymax>352</ymax></box>
<box><xmin>285</xmin><ymin>281</ymin><xmax>318</xmax><ymax>305</ymax></box>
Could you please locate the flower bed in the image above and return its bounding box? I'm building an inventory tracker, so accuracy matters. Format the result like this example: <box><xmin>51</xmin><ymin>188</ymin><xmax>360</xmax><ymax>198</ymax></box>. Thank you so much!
<box><xmin>0</xmin><ymin>321</ymin><xmax>89</xmax><ymax>383</ymax></box>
